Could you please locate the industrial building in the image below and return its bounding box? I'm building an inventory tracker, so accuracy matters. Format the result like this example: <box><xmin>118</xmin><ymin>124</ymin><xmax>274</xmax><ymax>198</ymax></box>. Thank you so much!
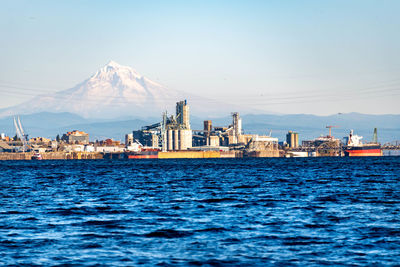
<box><xmin>165</xmin><ymin>100</ymin><xmax>192</xmax><ymax>151</ymax></box>
<box><xmin>131</xmin><ymin>100</ymin><xmax>249</xmax><ymax>152</ymax></box>
<box><xmin>286</xmin><ymin>131</ymin><xmax>299</xmax><ymax>148</ymax></box>
<box><xmin>124</xmin><ymin>100</ymin><xmax>281</xmax><ymax>157</ymax></box>
<box><xmin>132</xmin><ymin>130</ymin><xmax>159</xmax><ymax>148</ymax></box>
<box><xmin>244</xmin><ymin>135</ymin><xmax>279</xmax><ymax>157</ymax></box>
<box><xmin>132</xmin><ymin>100</ymin><xmax>192</xmax><ymax>151</ymax></box>
<box><xmin>301</xmin><ymin>126</ymin><xmax>342</xmax><ymax>156</ymax></box>
<box><xmin>193</xmin><ymin>112</ymin><xmax>279</xmax><ymax>157</ymax></box>
<box><xmin>176</xmin><ymin>100</ymin><xmax>190</xmax><ymax>129</ymax></box>
<box><xmin>192</xmin><ymin>112</ymin><xmax>244</xmax><ymax>148</ymax></box>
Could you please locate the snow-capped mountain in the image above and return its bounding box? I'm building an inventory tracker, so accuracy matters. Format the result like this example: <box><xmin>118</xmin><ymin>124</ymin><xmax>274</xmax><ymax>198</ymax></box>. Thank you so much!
<box><xmin>0</xmin><ymin>61</ymin><xmax>250</xmax><ymax>119</ymax></box>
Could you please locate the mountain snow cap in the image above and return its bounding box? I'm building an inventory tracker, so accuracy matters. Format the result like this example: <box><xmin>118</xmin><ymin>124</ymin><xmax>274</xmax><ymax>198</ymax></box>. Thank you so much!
<box><xmin>106</xmin><ymin>60</ymin><xmax>121</xmax><ymax>67</ymax></box>
<box><xmin>92</xmin><ymin>60</ymin><xmax>142</xmax><ymax>82</ymax></box>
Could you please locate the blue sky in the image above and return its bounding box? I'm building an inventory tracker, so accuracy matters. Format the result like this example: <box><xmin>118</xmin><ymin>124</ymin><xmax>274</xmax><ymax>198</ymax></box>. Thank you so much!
<box><xmin>1</xmin><ymin>0</ymin><xmax>399</xmax><ymax>114</ymax></box>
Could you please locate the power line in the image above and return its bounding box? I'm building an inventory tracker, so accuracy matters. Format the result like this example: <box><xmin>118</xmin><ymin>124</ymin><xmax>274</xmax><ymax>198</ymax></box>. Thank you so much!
<box><xmin>0</xmin><ymin>78</ymin><xmax>399</xmax><ymax>107</ymax></box>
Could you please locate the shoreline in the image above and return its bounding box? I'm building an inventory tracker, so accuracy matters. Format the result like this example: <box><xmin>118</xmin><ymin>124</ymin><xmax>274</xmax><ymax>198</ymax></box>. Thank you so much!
<box><xmin>0</xmin><ymin>150</ymin><xmax>398</xmax><ymax>160</ymax></box>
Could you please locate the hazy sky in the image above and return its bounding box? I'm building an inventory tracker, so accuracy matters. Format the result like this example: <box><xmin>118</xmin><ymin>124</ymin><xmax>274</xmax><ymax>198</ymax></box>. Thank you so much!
<box><xmin>1</xmin><ymin>0</ymin><xmax>399</xmax><ymax>115</ymax></box>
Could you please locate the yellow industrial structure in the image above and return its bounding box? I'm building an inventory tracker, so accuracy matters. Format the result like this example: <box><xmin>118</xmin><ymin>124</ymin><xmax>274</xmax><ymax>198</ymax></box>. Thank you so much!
<box><xmin>158</xmin><ymin>150</ymin><xmax>220</xmax><ymax>159</ymax></box>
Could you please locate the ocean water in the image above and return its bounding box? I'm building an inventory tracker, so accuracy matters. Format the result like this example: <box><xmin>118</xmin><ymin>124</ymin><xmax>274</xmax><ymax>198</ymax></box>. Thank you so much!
<box><xmin>0</xmin><ymin>157</ymin><xmax>399</xmax><ymax>266</ymax></box>
<box><xmin>383</xmin><ymin>150</ymin><xmax>400</xmax><ymax>156</ymax></box>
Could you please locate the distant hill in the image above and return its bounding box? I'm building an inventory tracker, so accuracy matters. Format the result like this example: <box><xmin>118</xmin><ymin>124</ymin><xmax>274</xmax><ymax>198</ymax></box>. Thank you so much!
<box><xmin>0</xmin><ymin>112</ymin><xmax>398</xmax><ymax>144</ymax></box>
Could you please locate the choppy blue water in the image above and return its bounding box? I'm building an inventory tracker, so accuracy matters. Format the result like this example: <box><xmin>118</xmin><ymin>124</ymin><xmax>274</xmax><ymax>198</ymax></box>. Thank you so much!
<box><xmin>0</xmin><ymin>157</ymin><xmax>399</xmax><ymax>266</ymax></box>
<box><xmin>383</xmin><ymin>150</ymin><xmax>400</xmax><ymax>156</ymax></box>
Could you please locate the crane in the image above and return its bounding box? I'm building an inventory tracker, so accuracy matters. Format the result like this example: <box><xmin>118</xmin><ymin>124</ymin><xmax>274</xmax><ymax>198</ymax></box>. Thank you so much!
<box><xmin>326</xmin><ymin>125</ymin><xmax>339</xmax><ymax>137</ymax></box>
<box><xmin>13</xmin><ymin>116</ymin><xmax>29</xmax><ymax>152</ymax></box>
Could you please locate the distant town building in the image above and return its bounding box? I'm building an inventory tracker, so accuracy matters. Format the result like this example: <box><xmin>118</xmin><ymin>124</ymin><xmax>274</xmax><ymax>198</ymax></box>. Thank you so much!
<box><xmin>84</xmin><ymin>145</ymin><xmax>95</xmax><ymax>152</ymax></box>
<box><xmin>61</xmin><ymin>130</ymin><xmax>89</xmax><ymax>144</ymax></box>
<box><xmin>62</xmin><ymin>144</ymin><xmax>85</xmax><ymax>152</ymax></box>
<box><xmin>98</xmin><ymin>139</ymin><xmax>120</xmax><ymax>146</ymax></box>
<box><xmin>29</xmin><ymin>137</ymin><xmax>51</xmax><ymax>144</ymax></box>
<box><xmin>0</xmin><ymin>138</ymin><xmax>13</xmax><ymax>152</ymax></box>
<box><xmin>0</xmin><ymin>133</ymin><xmax>10</xmax><ymax>142</ymax></box>
<box><xmin>93</xmin><ymin>138</ymin><xmax>125</xmax><ymax>153</ymax></box>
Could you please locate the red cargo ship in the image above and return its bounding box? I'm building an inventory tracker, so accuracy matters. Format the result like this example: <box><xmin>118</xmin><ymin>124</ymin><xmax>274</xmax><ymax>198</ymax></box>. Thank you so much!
<box><xmin>344</xmin><ymin>130</ymin><xmax>382</xmax><ymax>157</ymax></box>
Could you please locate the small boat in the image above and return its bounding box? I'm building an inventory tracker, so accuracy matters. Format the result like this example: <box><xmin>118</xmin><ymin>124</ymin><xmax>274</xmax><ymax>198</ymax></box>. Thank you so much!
<box><xmin>31</xmin><ymin>152</ymin><xmax>43</xmax><ymax>160</ymax></box>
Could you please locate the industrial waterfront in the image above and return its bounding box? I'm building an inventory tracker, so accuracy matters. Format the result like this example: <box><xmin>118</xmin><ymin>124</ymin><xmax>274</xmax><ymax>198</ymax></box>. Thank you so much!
<box><xmin>0</xmin><ymin>100</ymin><xmax>399</xmax><ymax>160</ymax></box>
